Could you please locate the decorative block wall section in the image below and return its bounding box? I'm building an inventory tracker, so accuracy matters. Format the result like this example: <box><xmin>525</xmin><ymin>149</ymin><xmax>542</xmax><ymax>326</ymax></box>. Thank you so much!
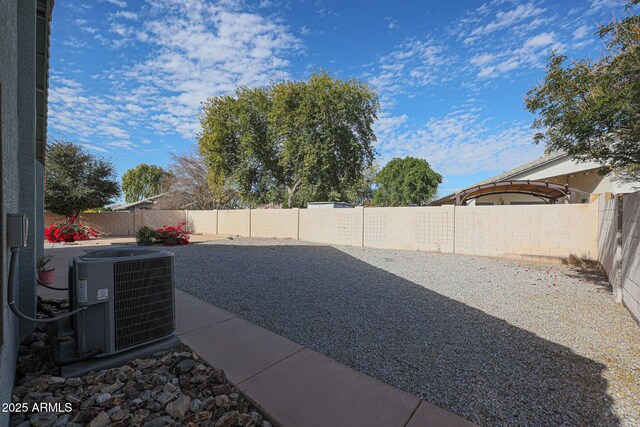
<box><xmin>621</xmin><ymin>191</ymin><xmax>640</xmax><ymax>324</ymax></box>
<box><xmin>140</xmin><ymin>210</ymin><xmax>187</xmax><ymax>231</ymax></box>
<box><xmin>251</xmin><ymin>209</ymin><xmax>299</xmax><ymax>239</ymax></box>
<box><xmin>299</xmin><ymin>207</ymin><xmax>363</xmax><ymax>247</ymax></box>
<box><xmin>218</xmin><ymin>209</ymin><xmax>251</xmax><ymax>237</ymax></box>
<box><xmin>363</xmin><ymin>207</ymin><xmax>454</xmax><ymax>252</ymax></box>
<box><xmin>187</xmin><ymin>210</ymin><xmax>218</xmax><ymax>235</ymax></box>
<box><xmin>454</xmin><ymin>204</ymin><xmax>598</xmax><ymax>261</ymax></box>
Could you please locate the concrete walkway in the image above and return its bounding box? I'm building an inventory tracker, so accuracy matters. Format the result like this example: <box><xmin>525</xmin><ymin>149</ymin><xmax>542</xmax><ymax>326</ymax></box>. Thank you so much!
<box><xmin>175</xmin><ymin>290</ymin><xmax>473</xmax><ymax>427</ymax></box>
<box><xmin>38</xmin><ymin>239</ymin><xmax>473</xmax><ymax>426</ymax></box>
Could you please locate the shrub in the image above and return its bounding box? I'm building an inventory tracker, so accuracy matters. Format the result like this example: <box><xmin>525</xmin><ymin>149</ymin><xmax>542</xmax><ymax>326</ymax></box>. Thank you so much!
<box><xmin>136</xmin><ymin>226</ymin><xmax>158</xmax><ymax>246</ymax></box>
<box><xmin>44</xmin><ymin>217</ymin><xmax>98</xmax><ymax>243</ymax></box>
<box><xmin>155</xmin><ymin>222</ymin><xmax>190</xmax><ymax>246</ymax></box>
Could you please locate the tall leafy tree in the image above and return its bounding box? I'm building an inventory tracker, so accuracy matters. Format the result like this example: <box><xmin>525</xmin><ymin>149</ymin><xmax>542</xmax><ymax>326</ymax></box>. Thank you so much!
<box><xmin>121</xmin><ymin>163</ymin><xmax>171</xmax><ymax>203</ymax></box>
<box><xmin>525</xmin><ymin>1</ymin><xmax>640</xmax><ymax>180</ymax></box>
<box><xmin>45</xmin><ymin>140</ymin><xmax>120</xmax><ymax>218</ymax></box>
<box><xmin>199</xmin><ymin>71</ymin><xmax>380</xmax><ymax>207</ymax></box>
<box><xmin>372</xmin><ymin>157</ymin><xmax>442</xmax><ymax>206</ymax></box>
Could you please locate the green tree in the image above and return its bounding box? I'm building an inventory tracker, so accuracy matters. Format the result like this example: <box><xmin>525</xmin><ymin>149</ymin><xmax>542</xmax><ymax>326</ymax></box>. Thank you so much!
<box><xmin>525</xmin><ymin>1</ymin><xmax>640</xmax><ymax>180</ymax></box>
<box><xmin>198</xmin><ymin>71</ymin><xmax>380</xmax><ymax>207</ymax></box>
<box><xmin>45</xmin><ymin>140</ymin><xmax>120</xmax><ymax>218</ymax></box>
<box><xmin>372</xmin><ymin>157</ymin><xmax>442</xmax><ymax>206</ymax></box>
<box><xmin>121</xmin><ymin>163</ymin><xmax>171</xmax><ymax>203</ymax></box>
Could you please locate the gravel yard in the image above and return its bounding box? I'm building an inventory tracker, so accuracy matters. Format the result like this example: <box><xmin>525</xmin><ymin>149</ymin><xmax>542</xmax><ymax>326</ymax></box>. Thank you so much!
<box><xmin>173</xmin><ymin>237</ymin><xmax>640</xmax><ymax>426</ymax></box>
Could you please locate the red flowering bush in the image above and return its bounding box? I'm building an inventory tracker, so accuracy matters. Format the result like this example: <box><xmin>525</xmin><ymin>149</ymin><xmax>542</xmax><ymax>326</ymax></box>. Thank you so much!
<box><xmin>155</xmin><ymin>222</ymin><xmax>190</xmax><ymax>246</ymax></box>
<box><xmin>44</xmin><ymin>217</ymin><xmax>98</xmax><ymax>243</ymax></box>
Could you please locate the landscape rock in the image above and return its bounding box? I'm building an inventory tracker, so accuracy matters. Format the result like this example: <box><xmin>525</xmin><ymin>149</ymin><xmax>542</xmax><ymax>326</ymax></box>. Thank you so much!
<box><xmin>29</xmin><ymin>412</ymin><xmax>59</xmax><ymax>427</ymax></box>
<box><xmin>86</xmin><ymin>411</ymin><xmax>110</xmax><ymax>427</ymax></box>
<box><xmin>14</xmin><ymin>326</ymin><xmax>270</xmax><ymax>427</ymax></box>
<box><xmin>215</xmin><ymin>411</ymin><xmax>239</xmax><ymax>427</ymax></box>
<box><xmin>165</xmin><ymin>394</ymin><xmax>191</xmax><ymax>419</ymax></box>
<box><xmin>175</xmin><ymin>358</ymin><xmax>196</xmax><ymax>373</ymax></box>
<box><xmin>107</xmin><ymin>406</ymin><xmax>129</xmax><ymax>421</ymax></box>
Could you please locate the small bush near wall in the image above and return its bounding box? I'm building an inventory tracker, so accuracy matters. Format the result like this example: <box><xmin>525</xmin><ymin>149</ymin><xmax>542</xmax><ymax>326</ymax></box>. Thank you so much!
<box><xmin>155</xmin><ymin>222</ymin><xmax>190</xmax><ymax>246</ymax></box>
<box><xmin>135</xmin><ymin>226</ymin><xmax>157</xmax><ymax>246</ymax></box>
<box><xmin>136</xmin><ymin>222</ymin><xmax>190</xmax><ymax>246</ymax></box>
<box><xmin>44</xmin><ymin>217</ymin><xmax>98</xmax><ymax>243</ymax></box>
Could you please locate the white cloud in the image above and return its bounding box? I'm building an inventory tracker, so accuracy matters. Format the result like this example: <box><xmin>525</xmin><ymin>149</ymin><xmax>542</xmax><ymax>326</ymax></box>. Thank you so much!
<box><xmin>48</xmin><ymin>76</ymin><xmax>136</xmax><ymax>151</ymax></box>
<box><xmin>470</xmin><ymin>30</ymin><xmax>565</xmax><ymax>79</ymax></box>
<box><xmin>465</xmin><ymin>3</ymin><xmax>546</xmax><ymax>44</ymax></box>
<box><xmin>105</xmin><ymin>0</ymin><xmax>127</xmax><ymax>7</ymax></box>
<box><xmin>375</xmin><ymin>110</ymin><xmax>543</xmax><ymax>176</ymax></box>
<box><xmin>49</xmin><ymin>0</ymin><xmax>301</xmax><ymax>143</ymax></box>
<box><xmin>369</xmin><ymin>38</ymin><xmax>448</xmax><ymax>103</ymax></box>
<box><xmin>82</xmin><ymin>144</ymin><xmax>108</xmax><ymax>153</ymax></box>
<box><xmin>524</xmin><ymin>32</ymin><xmax>556</xmax><ymax>48</ymax></box>
<box><xmin>572</xmin><ymin>24</ymin><xmax>590</xmax><ymax>40</ymax></box>
<box><xmin>113</xmin><ymin>10</ymin><xmax>138</xmax><ymax>20</ymax></box>
<box><xmin>589</xmin><ymin>0</ymin><xmax>625</xmax><ymax>13</ymax></box>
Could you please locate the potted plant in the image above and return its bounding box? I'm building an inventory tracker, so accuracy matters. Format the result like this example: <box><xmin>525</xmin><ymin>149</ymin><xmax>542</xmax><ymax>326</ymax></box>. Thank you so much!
<box><xmin>37</xmin><ymin>253</ymin><xmax>55</xmax><ymax>284</ymax></box>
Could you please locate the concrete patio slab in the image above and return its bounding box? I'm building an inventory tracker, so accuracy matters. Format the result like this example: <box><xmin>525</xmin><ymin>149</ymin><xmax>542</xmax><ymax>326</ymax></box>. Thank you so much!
<box><xmin>179</xmin><ymin>316</ymin><xmax>304</xmax><ymax>384</ymax></box>
<box><xmin>237</xmin><ymin>348</ymin><xmax>420</xmax><ymax>427</ymax></box>
<box><xmin>175</xmin><ymin>292</ymin><xmax>237</xmax><ymax>335</ymax></box>
<box><xmin>406</xmin><ymin>400</ymin><xmax>476</xmax><ymax>427</ymax></box>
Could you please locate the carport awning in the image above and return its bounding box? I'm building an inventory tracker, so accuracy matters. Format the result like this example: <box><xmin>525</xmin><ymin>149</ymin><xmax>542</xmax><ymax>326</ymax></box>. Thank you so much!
<box><xmin>448</xmin><ymin>180</ymin><xmax>587</xmax><ymax>205</ymax></box>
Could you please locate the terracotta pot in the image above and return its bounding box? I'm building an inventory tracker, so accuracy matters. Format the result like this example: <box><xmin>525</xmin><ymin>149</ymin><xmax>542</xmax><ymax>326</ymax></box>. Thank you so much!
<box><xmin>38</xmin><ymin>269</ymin><xmax>56</xmax><ymax>285</ymax></box>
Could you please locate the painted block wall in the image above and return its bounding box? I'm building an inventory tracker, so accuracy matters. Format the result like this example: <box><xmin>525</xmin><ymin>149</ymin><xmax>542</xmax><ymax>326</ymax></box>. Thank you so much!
<box><xmin>251</xmin><ymin>209</ymin><xmax>299</xmax><ymax>239</ymax></box>
<box><xmin>621</xmin><ymin>191</ymin><xmax>640</xmax><ymax>324</ymax></box>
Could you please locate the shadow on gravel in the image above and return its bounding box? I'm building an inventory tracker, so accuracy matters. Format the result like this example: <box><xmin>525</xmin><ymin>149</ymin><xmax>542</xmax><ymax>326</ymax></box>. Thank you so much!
<box><xmin>173</xmin><ymin>243</ymin><xmax>618</xmax><ymax>426</ymax></box>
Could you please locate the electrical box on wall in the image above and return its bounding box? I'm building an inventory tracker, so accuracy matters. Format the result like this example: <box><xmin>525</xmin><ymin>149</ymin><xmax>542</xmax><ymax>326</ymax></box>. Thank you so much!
<box><xmin>7</xmin><ymin>213</ymin><xmax>28</xmax><ymax>248</ymax></box>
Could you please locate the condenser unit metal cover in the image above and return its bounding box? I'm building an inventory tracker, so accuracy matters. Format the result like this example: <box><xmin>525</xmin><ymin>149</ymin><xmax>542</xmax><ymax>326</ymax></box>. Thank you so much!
<box><xmin>69</xmin><ymin>246</ymin><xmax>175</xmax><ymax>357</ymax></box>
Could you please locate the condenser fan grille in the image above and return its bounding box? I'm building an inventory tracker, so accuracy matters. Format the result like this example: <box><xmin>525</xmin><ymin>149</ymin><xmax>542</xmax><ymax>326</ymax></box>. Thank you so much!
<box><xmin>113</xmin><ymin>256</ymin><xmax>174</xmax><ymax>351</ymax></box>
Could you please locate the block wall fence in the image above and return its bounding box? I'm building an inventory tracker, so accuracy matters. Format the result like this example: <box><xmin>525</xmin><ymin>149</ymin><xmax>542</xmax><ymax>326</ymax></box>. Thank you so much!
<box><xmin>45</xmin><ymin>192</ymin><xmax>640</xmax><ymax>323</ymax></box>
<box><xmin>45</xmin><ymin>202</ymin><xmax>601</xmax><ymax>262</ymax></box>
<box><xmin>598</xmin><ymin>191</ymin><xmax>640</xmax><ymax>324</ymax></box>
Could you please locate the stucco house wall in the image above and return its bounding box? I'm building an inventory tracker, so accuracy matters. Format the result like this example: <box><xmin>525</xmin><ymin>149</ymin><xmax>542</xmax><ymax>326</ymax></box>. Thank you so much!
<box><xmin>1</xmin><ymin>0</ymin><xmax>48</xmax><ymax>422</ymax></box>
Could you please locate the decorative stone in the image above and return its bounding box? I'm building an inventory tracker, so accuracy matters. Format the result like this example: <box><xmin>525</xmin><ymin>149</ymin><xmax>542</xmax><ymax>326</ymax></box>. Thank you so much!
<box><xmin>101</xmin><ymin>379</ymin><xmax>124</xmax><ymax>394</ymax></box>
<box><xmin>95</xmin><ymin>392</ymin><xmax>111</xmax><ymax>406</ymax></box>
<box><xmin>176</xmin><ymin>359</ymin><xmax>196</xmax><ymax>374</ymax></box>
<box><xmin>48</xmin><ymin>376</ymin><xmax>66</xmax><ymax>385</ymax></box>
<box><xmin>238</xmin><ymin>413</ymin><xmax>253</xmax><ymax>426</ymax></box>
<box><xmin>65</xmin><ymin>377</ymin><xmax>82</xmax><ymax>387</ymax></box>
<box><xmin>137</xmin><ymin>359</ymin><xmax>157</xmax><ymax>370</ymax></box>
<box><xmin>65</xmin><ymin>393</ymin><xmax>82</xmax><ymax>404</ymax></box>
<box><xmin>215</xmin><ymin>411</ymin><xmax>239</xmax><ymax>427</ymax></box>
<box><xmin>132</xmin><ymin>409</ymin><xmax>150</xmax><ymax>425</ymax></box>
<box><xmin>52</xmin><ymin>414</ymin><xmax>71</xmax><ymax>427</ymax></box>
<box><xmin>142</xmin><ymin>415</ymin><xmax>174</xmax><ymax>427</ymax></box>
<box><xmin>87</xmin><ymin>411</ymin><xmax>110</xmax><ymax>427</ymax></box>
<box><xmin>251</xmin><ymin>411</ymin><xmax>263</xmax><ymax>425</ymax></box>
<box><xmin>107</xmin><ymin>406</ymin><xmax>129</xmax><ymax>421</ymax></box>
<box><xmin>165</xmin><ymin>394</ymin><xmax>190</xmax><ymax>419</ymax></box>
<box><xmin>215</xmin><ymin>394</ymin><xmax>230</xmax><ymax>409</ymax></box>
<box><xmin>155</xmin><ymin>391</ymin><xmax>177</xmax><ymax>407</ymax></box>
<box><xmin>29</xmin><ymin>412</ymin><xmax>59</xmax><ymax>427</ymax></box>
<box><xmin>189</xmin><ymin>398</ymin><xmax>202</xmax><ymax>413</ymax></box>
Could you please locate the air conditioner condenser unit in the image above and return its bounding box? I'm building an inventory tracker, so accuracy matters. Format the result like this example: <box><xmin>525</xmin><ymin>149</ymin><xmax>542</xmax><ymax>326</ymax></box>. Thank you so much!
<box><xmin>63</xmin><ymin>247</ymin><xmax>176</xmax><ymax>358</ymax></box>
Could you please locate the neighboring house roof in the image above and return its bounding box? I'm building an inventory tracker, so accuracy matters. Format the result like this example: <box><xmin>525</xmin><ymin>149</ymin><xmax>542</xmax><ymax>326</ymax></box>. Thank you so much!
<box><xmin>429</xmin><ymin>151</ymin><xmax>571</xmax><ymax>205</ymax></box>
<box><xmin>112</xmin><ymin>192</ymin><xmax>171</xmax><ymax>211</ymax></box>
<box><xmin>475</xmin><ymin>151</ymin><xmax>569</xmax><ymax>186</ymax></box>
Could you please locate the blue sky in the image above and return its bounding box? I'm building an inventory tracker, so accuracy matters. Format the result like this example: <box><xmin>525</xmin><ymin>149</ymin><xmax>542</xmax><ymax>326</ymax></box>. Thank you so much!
<box><xmin>49</xmin><ymin>0</ymin><xmax>629</xmax><ymax>197</ymax></box>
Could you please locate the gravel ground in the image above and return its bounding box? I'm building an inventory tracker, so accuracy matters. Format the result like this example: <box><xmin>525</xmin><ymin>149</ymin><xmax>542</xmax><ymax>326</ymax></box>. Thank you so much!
<box><xmin>173</xmin><ymin>237</ymin><xmax>640</xmax><ymax>426</ymax></box>
<box><xmin>11</xmin><ymin>301</ymin><xmax>271</xmax><ymax>427</ymax></box>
